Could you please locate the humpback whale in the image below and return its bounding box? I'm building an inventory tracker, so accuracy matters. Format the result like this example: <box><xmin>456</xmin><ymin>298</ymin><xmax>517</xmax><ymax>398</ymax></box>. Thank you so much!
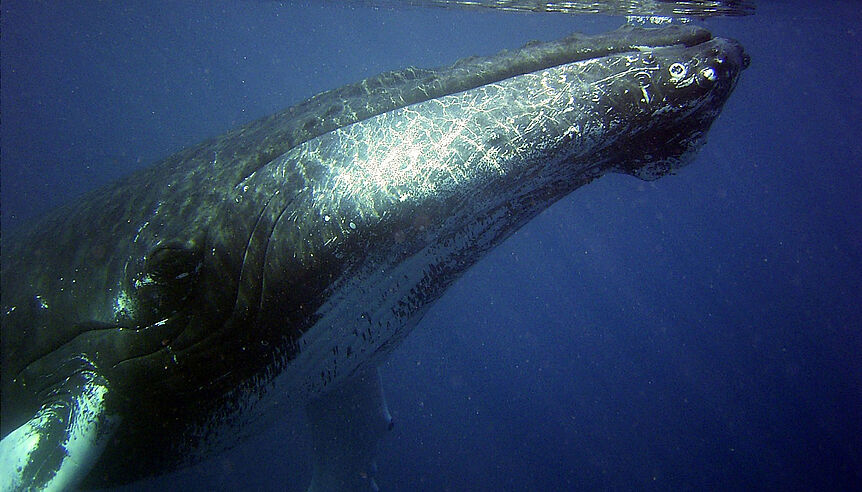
<box><xmin>0</xmin><ymin>25</ymin><xmax>747</xmax><ymax>490</ymax></box>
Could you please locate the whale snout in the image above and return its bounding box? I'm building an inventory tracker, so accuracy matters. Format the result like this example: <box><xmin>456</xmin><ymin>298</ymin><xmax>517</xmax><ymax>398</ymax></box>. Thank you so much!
<box><xmin>725</xmin><ymin>38</ymin><xmax>750</xmax><ymax>70</ymax></box>
<box><xmin>693</xmin><ymin>37</ymin><xmax>748</xmax><ymax>91</ymax></box>
<box><xmin>717</xmin><ymin>38</ymin><xmax>750</xmax><ymax>74</ymax></box>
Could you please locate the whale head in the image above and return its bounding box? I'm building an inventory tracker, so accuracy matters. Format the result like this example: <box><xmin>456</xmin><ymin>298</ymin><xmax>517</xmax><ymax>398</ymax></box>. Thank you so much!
<box><xmin>603</xmin><ymin>33</ymin><xmax>750</xmax><ymax>179</ymax></box>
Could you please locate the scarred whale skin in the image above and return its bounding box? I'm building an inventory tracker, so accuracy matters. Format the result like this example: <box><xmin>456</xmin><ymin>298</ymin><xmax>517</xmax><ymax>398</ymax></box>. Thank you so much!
<box><xmin>0</xmin><ymin>25</ymin><xmax>747</xmax><ymax>490</ymax></box>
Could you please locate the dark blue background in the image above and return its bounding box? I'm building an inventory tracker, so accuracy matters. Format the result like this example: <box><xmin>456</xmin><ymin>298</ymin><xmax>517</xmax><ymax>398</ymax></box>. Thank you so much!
<box><xmin>2</xmin><ymin>1</ymin><xmax>860</xmax><ymax>490</ymax></box>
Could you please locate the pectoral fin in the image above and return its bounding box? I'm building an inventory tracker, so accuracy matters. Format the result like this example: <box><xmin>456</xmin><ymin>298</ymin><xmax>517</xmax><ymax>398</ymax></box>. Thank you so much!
<box><xmin>0</xmin><ymin>367</ymin><xmax>117</xmax><ymax>491</ymax></box>
<box><xmin>306</xmin><ymin>367</ymin><xmax>393</xmax><ymax>492</ymax></box>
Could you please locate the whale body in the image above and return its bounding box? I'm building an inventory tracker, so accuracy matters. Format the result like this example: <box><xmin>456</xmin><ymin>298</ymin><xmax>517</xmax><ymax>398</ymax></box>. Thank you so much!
<box><xmin>0</xmin><ymin>25</ymin><xmax>747</xmax><ymax>490</ymax></box>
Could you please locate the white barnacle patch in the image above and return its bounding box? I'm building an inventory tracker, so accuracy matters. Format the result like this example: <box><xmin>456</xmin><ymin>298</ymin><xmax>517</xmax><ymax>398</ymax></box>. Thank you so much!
<box><xmin>700</xmin><ymin>67</ymin><xmax>717</xmax><ymax>82</ymax></box>
<box><xmin>641</xmin><ymin>86</ymin><xmax>652</xmax><ymax>104</ymax></box>
<box><xmin>133</xmin><ymin>273</ymin><xmax>155</xmax><ymax>289</ymax></box>
<box><xmin>35</xmin><ymin>295</ymin><xmax>49</xmax><ymax>310</ymax></box>
<box><xmin>114</xmin><ymin>289</ymin><xmax>135</xmax><ymax>319</ymax></box>
<box><xmin>669</xmin><ymin>62</ymin><xmax>697</xmax><ymax>88</ymax></box>
<box><xmin>669</xmin><ymin>62</ymin><xmax>687</xmax><ymax>80</ymax></box>
<box><xmin>635</xmin><ymin>71</ymin><xmax>653</xmax><ymax>104</ymax></box>
<box><xmin>564</xmin><ymin>123</ymin><xmax>581</xmax><ymax>140</ymax></box>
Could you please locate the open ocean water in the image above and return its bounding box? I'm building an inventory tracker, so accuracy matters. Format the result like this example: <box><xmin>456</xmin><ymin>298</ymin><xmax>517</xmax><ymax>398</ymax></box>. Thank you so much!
<box><xmin>1</xmin><ymin>1</ymin><xmax>860</xmax><ymax>490</ymax></box>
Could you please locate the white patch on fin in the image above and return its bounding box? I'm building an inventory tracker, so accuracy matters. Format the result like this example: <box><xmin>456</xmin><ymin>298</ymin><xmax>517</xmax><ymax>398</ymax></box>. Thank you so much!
<box><xmin>0</xmin><ymin>371</ymin><xmax>117</xmax><ymax>491</ymax></box>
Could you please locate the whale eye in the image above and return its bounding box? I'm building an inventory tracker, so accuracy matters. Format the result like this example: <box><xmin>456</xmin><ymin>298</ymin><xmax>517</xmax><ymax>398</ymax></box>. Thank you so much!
<box><xmin>669</xmin><ymin>63</ymin><xmax>687</xmax><ymax>78</ymax></box>
<box><xmin>129</xmin><ymin>241</ymin><xmax>202</xmax><ymax>325</ymax></box>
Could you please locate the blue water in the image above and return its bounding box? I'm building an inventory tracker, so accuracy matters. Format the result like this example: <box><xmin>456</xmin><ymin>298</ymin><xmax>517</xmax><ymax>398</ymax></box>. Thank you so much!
<box><xmin>2</xmin><ymin>1</ymin><xmax>860</xmax><ymax>490</ymax></box>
